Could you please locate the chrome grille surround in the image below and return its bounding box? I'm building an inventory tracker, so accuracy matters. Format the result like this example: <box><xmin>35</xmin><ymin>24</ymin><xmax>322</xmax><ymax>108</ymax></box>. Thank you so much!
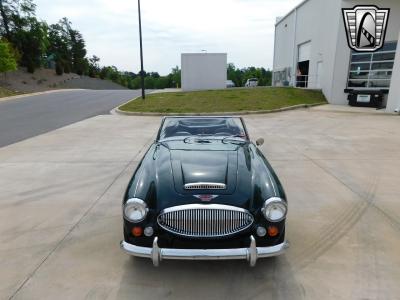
<box><xmin>184</xmin><ymin>182</ymin><xmax>226</xmax><ymax>190</ymax></box>
<box><xmin>157</xmin><ymin>204</ymin><xmax>254</xmax><ymax>238</ymax></box>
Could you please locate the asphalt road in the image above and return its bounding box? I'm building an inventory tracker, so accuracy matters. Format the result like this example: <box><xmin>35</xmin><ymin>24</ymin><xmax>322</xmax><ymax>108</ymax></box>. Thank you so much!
<box><xmin>0</xmin><ymin>89</ymin><xmax>143</xmax><ymax>148</ymax></box>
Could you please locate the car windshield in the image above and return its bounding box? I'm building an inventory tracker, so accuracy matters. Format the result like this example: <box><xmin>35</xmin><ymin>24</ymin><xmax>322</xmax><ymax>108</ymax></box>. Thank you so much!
<box><xmin>159</xmin><ymin>117</ymin><xmax>247</xmax><ymax>140</ymax></box>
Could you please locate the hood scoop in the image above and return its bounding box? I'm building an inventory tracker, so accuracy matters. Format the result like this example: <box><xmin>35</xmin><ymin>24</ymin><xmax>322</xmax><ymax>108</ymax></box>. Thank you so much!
<box><xmin>171</xmin><ymin>150</ymin><xmax>238</xmax><ymax>195</ymax></box>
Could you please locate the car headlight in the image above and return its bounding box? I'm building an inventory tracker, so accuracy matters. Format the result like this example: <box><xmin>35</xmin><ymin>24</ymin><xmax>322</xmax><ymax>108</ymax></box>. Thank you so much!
<box><xmin>123</xmin><ymin>198</ymin><xmax>148</xmax><ymax>223</ymax></box>
<box><xmin>262</xmin><ymin>197</ymin><xmax>287</xmax><ymax>222</ymax></box>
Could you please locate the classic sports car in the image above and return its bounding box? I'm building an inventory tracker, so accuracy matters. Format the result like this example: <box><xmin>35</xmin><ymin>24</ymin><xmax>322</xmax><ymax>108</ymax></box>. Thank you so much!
<box><xmin>120</xmin><ymin>116</ymin><xmax>288</xmax><ymax>266</ymax></box>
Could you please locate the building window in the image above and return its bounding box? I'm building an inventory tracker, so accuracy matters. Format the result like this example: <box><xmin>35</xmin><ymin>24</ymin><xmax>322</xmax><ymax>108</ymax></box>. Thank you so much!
<box><xmin>347</xmin><ymin>41</ymin><xmax>397</xmax><ymax>89</ymax></box>
<box><xmin>273</xmin><ymin>68</ymin><xmax>291</xmax><ymax>86</ymax></box>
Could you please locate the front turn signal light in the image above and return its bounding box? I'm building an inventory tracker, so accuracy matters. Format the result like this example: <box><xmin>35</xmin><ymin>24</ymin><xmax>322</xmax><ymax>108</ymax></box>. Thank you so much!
<box><xmin>132</xmin><ymin>226</ymin><xmax>143</xmax><ymax>237</ymax></box>
<box><xmin>267</xmin><ymin>226</ymin><xmax>279</xmax><ymax>237</ymax></box>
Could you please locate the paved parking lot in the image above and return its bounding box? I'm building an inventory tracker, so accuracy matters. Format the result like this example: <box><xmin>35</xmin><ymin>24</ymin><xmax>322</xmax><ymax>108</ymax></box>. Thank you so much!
<box><xmin>1</xmin><ymin>107</ymin><xmax>400</xmax><ymax>300</ymax></box>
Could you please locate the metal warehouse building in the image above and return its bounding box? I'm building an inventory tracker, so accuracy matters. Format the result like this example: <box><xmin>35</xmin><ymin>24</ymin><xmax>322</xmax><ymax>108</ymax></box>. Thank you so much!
<box><xmin>273</xmin><ymin>0</ymin><xmax>400</xmax><ymax>113</ymax></box>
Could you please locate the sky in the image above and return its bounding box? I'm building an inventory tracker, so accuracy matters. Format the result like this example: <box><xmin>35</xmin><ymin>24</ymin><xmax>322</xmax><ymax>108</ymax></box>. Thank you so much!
<box><xmin>34</xmin><ymin>0</ymin><xmax>302</xmax><ymax>75</ymax></box>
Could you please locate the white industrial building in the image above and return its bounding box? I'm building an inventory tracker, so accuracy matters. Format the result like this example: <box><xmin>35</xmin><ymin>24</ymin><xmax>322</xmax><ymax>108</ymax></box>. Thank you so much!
<box><xmin>273</xmin><ymin>0</ymin><xmax>400</xmax><ymax>113</ymax></box>
<box><xmin>181</xmin><ymin>53</ymin><xmax>227</xmax><ymax>92</ymax></box>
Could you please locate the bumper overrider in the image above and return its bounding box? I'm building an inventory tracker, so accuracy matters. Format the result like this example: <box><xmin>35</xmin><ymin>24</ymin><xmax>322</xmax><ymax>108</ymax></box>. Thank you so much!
<box><xmin>120</xmin><ymin>236</ymin><xmax>289</xmax><ymax>267</ymax></box>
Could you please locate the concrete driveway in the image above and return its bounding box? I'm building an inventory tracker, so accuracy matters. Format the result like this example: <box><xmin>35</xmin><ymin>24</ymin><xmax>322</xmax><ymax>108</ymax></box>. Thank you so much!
<box><xmin>1</xmin><ymin>108</ymin><xmax>400</xmax><ymax>299</ymax></box>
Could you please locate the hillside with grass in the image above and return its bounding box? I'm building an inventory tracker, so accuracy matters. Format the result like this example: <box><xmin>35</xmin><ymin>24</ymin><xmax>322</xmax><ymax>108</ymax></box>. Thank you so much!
<box><xmin>0</xmin><ymin>86</ymin><xmax>19</xmax><ymax>99</ymax></box>
<box><xmin>0</xmin><ymin>68</ymin><xmax>128</xmax><ymax>94</ymax></box>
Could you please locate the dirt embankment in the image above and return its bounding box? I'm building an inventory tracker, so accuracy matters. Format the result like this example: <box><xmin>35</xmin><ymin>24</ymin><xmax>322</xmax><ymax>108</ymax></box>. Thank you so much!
<box><xmin>0</xmin><ymin>68</ymin><xmax>127</xmax><ymax>92</ymax></box>
<box><xmin>57</xmin><ymin>76</ymin><xmax>128</xmax><ymax>90</ymax></box>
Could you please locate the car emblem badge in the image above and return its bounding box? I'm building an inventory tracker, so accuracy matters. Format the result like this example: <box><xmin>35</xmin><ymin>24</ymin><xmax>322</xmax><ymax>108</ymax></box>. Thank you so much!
<box><xmin>194</xmin><ymin>195</ymin><xmax>219</xmax><ymax>202</ymax></box>
<box><xmin>342</xmin><ymin>5</ymin><xmax>390</xmax><ymax>52</ymax></box>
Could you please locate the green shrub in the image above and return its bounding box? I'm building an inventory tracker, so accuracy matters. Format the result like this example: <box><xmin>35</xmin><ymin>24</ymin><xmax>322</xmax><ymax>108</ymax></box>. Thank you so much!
<box><xmin>144</xmin><ymin>77</ymin><xmax>155</xmax><ymax>89</ymax></box>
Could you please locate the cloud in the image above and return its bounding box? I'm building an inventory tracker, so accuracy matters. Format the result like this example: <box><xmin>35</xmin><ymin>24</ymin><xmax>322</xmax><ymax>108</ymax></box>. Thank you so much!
<box><xmin>34</xmin><ymin>0</ymin><xmax>302</xmax><ymax>75</ymax></box>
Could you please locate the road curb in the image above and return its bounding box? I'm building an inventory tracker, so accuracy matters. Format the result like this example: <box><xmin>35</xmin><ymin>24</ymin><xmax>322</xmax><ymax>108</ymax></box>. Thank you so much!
<box><xmin>110</xmin><ymin>95</ymin><xmax>143</xmax><ymax>115</ymax></box>
<box><xmin>113</xmin><ymin>102</ymin><xmax>328</xmax><ymax>116</ymax></box>
<box><xmin>310</xmin><ymin>109</ymin><xmax>400</xmax><ymax>116</ymax></box>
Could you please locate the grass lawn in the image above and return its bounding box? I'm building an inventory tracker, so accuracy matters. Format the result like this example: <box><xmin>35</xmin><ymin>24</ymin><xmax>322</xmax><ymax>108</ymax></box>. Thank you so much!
<box><xmin>119</xmin><ymin>87</ymin><xmax>327</xmax><ymax>113</ymax></box>
<box><xmin>0</xmin><ymin>86</ymin><xmax>19</xmax><ymax>99</ymax></box>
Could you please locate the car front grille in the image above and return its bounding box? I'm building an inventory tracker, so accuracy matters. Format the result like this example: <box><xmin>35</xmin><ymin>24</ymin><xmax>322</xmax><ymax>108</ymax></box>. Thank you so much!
<box><xmin>157</xmin><ymin>204</ymin><xmax>254</xmax><ymax>238</ymax></box>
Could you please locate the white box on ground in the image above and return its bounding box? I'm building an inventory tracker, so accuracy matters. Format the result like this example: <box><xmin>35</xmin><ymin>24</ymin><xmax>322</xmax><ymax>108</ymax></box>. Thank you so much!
<box><xmin>181</xmin><ymin>53</ymin><xmax>227</xmax><ymax>92</ymax></box>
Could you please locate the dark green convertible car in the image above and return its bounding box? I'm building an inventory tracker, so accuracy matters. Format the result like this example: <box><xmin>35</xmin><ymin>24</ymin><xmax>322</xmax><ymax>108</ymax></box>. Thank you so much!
<box><xmin>120</xmin><ymin>116</ymin><xmax>288</xmax><ymax>266</ymax></box>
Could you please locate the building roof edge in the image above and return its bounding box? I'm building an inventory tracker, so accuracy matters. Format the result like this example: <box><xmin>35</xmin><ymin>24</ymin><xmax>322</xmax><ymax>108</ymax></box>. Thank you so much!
<box><xmin>275</xmin><ymin>0</ymin><xmax>311</xmax><ymax>26</ymax></box>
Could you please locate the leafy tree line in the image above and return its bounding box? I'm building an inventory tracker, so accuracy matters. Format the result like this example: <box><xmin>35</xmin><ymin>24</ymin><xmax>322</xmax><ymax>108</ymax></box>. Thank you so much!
<box><xmin>0</xmin><ymin>37</ymin><xmax>16</xmax><ymax>74</ymax></box>
<box><xmin>0</xmin><ymin>0</ymin><xmax>88</xmax><ymax>74</ymax></box>
<box><xmin>0</xmin><ymin>0</ymin><xmax>182</xmax><ymax>89</ymax></box>
<box><xmin>227</xmin><ymin>63</ymin><xmax>272</xmax><ymax>87</ymax></box>
<box><xmin>96</xmin><ymin>64</ymin><xmax>182</xmax><ymax>90</ymax></box>
<box><xmin>0</xmin><ymin>0</ymin><xmax>271</xmax><ymax>90</ymax></box>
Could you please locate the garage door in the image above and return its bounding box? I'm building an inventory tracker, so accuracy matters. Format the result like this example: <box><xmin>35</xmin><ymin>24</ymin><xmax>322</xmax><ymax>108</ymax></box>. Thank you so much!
<box><xmin>298</xmin><ymin>42</ymin><xmax>311</xmax><ymax>62</ymax></box>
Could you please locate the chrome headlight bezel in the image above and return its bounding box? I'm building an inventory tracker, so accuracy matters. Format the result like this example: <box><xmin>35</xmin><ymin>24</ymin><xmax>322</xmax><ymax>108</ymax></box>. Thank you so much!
<box><xmin>261</xmin><ymin>197</ymin><xmax>287</xmax><ymax>222</ymax></box>
<box><xmin>123</xmin><ymin>198</ymin><xmax>148</xmax><ymax>223</ymax></box>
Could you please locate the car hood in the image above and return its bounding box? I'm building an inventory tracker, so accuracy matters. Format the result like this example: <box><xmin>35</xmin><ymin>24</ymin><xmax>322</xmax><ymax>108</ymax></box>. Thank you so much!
<box><xmin>170</xmin><ymin>149</ymin><xmax>238</xmax><ymax>195</ymax></box>
<box><xmin>126</xmin><ymin>141</ymin><xmax>283</xmax><ymax>212</ymax></box>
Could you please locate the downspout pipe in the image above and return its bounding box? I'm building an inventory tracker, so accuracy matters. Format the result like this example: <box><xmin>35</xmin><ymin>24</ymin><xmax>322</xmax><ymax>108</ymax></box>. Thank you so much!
<box><xmin>292</xmin><ymin>8</ymin><xmax>298</xmax><ymax>87</ymax></box>
<box><xmin>272</xmin><ymin>22</ymin><xmax>277</xmax><ymax>86</ymax></box>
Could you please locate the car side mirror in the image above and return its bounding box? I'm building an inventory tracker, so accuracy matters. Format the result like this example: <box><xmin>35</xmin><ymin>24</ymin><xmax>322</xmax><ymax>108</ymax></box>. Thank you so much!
<box><xmin>256</xmin><ymin>138</ymin><xmax>264</xmax><ymax>146</ymax></box>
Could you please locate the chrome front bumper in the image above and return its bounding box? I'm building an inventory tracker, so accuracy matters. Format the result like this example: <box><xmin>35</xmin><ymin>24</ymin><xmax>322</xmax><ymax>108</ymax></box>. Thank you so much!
<box><xmin>120</xmin><ymin>236</ymin><xmax>289</xmax><ymax>267</ymax></box>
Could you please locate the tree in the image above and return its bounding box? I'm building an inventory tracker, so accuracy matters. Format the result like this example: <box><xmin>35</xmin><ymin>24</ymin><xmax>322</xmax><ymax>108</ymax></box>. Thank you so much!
<box><xmin>108</xmin><ymin>66</ymin><xmax>119</xmax><ymax>81</ymax></box>
<box><xmin>227</xmin><ymin>63</ymin><xmax>243</xmax><ymax>87</ymax></box>
<box><xmin>47</xmin><ymin>23</ymin><xmax>65</xmax><ymax>67</ymax></box>
<box><xmin>99</xmin><ymin>66</ymin><xmax>109</xmax><ymax>79</ymax></box>
<box><xmin>55</xmin><ymin>60</ymin><xmax>63</xmax><ymax>75</ymax></box>
<box><xmin>227</xmin><ymin>64</ymin><xmax>272</xmax><ymax>87</ymax></box>
<box><xmin>127</xmin><ymin>77</ymin><xmax>135</xmax><ymax>89</ymax></box>
<box><xmin>132</xmin><ymin>76</ymin><xmax>141</xmax><ymax>89</ymax></box>
<box><xmin>13</xmin><ymin>17</ymin><xmax>48</xmax><ymax>72</ymax></box>
<box><xmin>0</xmin><ymin>0</ymin><xmax>36</xmax><ymax>40</ymax></box>
<box><xmin>0</xmin><ymin>39</ymin><xmax>17</xmax><ymax>74</ymax></box>
<box><xmin>148</xmin><ymin>72</ymin><xmax>160</xmax><ymax>78</ymax></box>
<box><xmin>69</xmin><ymin>29</ymin><xmax>86</xmax><ymax>74</ymax></box>
<box><xmin>0</xmin><ymin>0</ymin><xmax>47</xmax><ymax>72</ymax></box>
<box><xmin>171</xmin><ymin>66</ymin><xmax>181</xmax><ymax>88</ymax></box>
<box><xmin>0</xmin><ymin>0</ymin><xmax>11</xmax><ymax>39</ymax></box>
<box><xmin>88</xmin><ymin>55</ymin><xmax>100</xmax><ymax>77</ymax></box>
<box><xmin>144</xmin><ymin>76</ymin><xmax>155</xmax><ymax>89</ymax></box>
<box><xmin>55</xmin><ymin>18</ymin><xmax>88</xmax><ymax>74</ymax></box>
<box><xmin>154</xmin><ymin>77</ymin><xmax>168</xmax><ymax>89</ymax></box>
<box><xmin>47</xmin><ymin>18</ymin><xmax>76</xmax><ymax>75</ymax></box>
